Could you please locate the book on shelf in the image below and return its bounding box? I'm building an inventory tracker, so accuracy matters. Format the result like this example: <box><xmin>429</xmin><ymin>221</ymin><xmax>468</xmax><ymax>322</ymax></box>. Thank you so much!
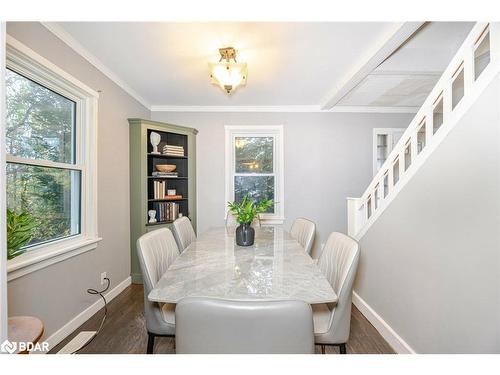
<box><xmin>162</xmin><ymin>144</ymin><xmax>185</xmax><ymax>156</ymax></box>
<box><xmin>163</xmin><ymin>144</ymin><xmax>184</xmax><ymax>150</ymax></box>
<box><xmin>165</xmin><ymin>195</ymin><xmax>183</xmax><ymax>200</ymax></box>
<box><xmin>153</xmin><ymin>180</ymin><xmax>167</xmax><ymax>199</ymax></box>
<box><xmin>152</xmin><ymin>201</ymin><xmax>181</xmax><ymax>222</ymax></box>
<box><xmin>152</xmin><ymin>171</ymin><xmax>179</xmax><ymax>177</ymax></box>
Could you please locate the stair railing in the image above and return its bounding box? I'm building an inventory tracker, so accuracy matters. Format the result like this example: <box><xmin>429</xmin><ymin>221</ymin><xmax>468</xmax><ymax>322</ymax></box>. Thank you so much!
<box><xmin>348</xmin><ymin>22</ymin><xmax>500</xmax><ymax>239</ymax></box>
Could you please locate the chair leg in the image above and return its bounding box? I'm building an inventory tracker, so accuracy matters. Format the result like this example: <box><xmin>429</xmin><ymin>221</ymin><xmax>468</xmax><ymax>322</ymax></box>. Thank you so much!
<box><xmin>147</xmin><ymin>333</ymin><xmax>155</xmax><ymax>354</ymax></box>
<box><xmin>339</xmin><ymin>343</ymin><xmax>347</xmax><ymax>354</ymax></box>
<box><xmin>321</xmin><ymin>345</ymin><xmax>325</xmax><ymax>354</ymax></box>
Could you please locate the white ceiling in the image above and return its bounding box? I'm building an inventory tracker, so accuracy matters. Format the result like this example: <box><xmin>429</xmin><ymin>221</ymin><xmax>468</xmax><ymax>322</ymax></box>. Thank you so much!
<box><xmin>337</xmin><ymin>22</ymin><xmax>474</xmax><ymax>108</ymax></box>
<box><xmin>51</xmin><ymin>22</ymin><xmax>474</xmax><ymax>110</ymax></box>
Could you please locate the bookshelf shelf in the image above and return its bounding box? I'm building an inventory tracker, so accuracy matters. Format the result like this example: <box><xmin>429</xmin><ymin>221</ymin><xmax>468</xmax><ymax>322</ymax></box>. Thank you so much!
<box><xmin>148</xmin><ymin>198</ymin><xmax>188</xmax><ymax>202</ymax></box>
<box><xmin>146</xmin><ymin>220</ymin><xmax>174</xmax><ymax>227</ymax></box>
<box><xmin>147</xmin><ymin>153</ymin><xmax>188</xmax><ymax>159</ymax></box>
<box><xmin>147</xmin><ymin>176</ymin><xmax>188</xmax><ymax>180</ymax></box>
<box><xmin>129</xmin><ymin>118</ymin><xmax>198</xmax><ymax>284</ymax></box>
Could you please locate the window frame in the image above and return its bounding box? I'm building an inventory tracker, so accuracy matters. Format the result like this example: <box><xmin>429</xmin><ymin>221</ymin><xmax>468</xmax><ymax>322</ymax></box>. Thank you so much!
<box><xmin>225</xmin><ymin>125</ymin><xmax>284</xmax><ymax>224</ymax></box>
<box><xmin>5</xmin><ymin>36</ymin><xmax>100</xmax><ymax>281</ymax></box>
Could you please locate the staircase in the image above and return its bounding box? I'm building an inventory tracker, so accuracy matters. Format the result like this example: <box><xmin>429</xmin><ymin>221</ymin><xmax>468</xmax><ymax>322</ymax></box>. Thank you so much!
<box><xmin>347</xmin><ymin>22</ymin><xmax>500</xmax><ymax>240</ymax></box>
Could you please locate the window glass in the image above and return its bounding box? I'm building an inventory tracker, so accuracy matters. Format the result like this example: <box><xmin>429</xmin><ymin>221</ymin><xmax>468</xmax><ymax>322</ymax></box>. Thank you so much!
<box><xmin>234</xmin><ymin>176</ymin><xmax>274</xmax><ymax>213</ymax></box>
<box><xmin>235</xmin><ymin>137</ymin><xmax>273</xmax><ymax>173</ymax></box>
<box><xmin>6</xmin><ymin>164</ymin><xmax>81</xmax><ymax>247</ymax></box>
<box><xmin>6</xmin><ymin>69</ymin><xmax>76</xmax><ymax>164</ymax></box>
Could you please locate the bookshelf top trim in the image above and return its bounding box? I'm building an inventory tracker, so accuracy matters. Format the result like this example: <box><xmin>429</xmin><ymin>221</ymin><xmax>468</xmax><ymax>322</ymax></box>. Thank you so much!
<box><xmin>128</xmin><ymin>118</ymin><xmax>199</xmax><ymax>135</ymax></box>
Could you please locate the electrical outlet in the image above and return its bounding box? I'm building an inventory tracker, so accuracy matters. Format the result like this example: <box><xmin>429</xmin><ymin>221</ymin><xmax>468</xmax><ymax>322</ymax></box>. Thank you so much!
<box><xmin>100</xmin><ymin>272</ymin><xmax>107</xmax><ymax>285</ymax></box>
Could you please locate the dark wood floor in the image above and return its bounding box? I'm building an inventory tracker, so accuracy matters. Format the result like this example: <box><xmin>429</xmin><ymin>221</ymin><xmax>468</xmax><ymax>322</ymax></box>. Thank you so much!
<box><xmin>50</xmin><ymin>284</ymin><xmax>395</xmax><ymax>354</ymax></box>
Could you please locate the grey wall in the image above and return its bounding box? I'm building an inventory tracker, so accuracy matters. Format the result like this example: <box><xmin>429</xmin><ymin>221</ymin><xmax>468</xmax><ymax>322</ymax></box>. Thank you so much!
<box><xmin>151</xmin><ymin>111</ymin><xmax>412</xmax><ymax>258</ymax></box>
<box><xmin>354</xmin><ymin>76</ymin><xmax>500</xmax><ymax>353</ymax></box>
<box><xmin>6</xmin><ymin>22</ymin><xmax>150</xmax><ymax>340</ymax></box>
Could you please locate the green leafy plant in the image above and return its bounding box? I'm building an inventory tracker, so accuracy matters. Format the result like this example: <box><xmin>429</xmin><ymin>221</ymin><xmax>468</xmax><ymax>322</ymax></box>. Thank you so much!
<box><xmin>7</xmin><ymin>209</ymin><xmax>37</xmax><ymax>260</ymax></box>
<box><xmin>227</xmin><ymin>194</ymin><xmax>273</xmax><ymax>225</ymax></box>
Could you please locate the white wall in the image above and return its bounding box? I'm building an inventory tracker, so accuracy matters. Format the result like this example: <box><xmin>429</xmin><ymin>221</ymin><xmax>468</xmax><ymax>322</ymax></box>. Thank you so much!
<box><xmin>5</xmin><ymin>22</ymin><xmax>150</xmax><ymax>344</ymax></box>
<box><xmin>151</xmin><ymin>111</ymin><xmax>412</xmax><ymax>258</ymax></box>
<box><xmin>354</xmin><ymin>76</ymin><xmax>500</xmax><ymax>353</ymax></box>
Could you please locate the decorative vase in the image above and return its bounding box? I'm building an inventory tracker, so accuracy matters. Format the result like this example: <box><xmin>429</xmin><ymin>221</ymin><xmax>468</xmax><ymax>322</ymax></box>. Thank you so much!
<box><xmin>235</xmin><ymin>223</ymin><xmax>255</xmax><ymax>246</ymax></box>
<box><xmin>150</xmin><ymin>132</ymin><xmax>161</xmax><ymax>154</ymax></box>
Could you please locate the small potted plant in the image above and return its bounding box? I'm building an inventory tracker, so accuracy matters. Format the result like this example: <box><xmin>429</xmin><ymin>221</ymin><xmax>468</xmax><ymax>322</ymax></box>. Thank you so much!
<box><xmin>227</xmin><ymin>194</ymin><xmax>273</xmax><ymax>246</ymax></box>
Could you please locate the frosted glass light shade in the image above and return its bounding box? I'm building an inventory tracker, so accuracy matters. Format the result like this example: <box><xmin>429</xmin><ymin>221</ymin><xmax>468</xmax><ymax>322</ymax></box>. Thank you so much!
<box><xmin>209</xmin><ymin>62</ymin><xmax>247</xmax><ymax>94</ymax></box>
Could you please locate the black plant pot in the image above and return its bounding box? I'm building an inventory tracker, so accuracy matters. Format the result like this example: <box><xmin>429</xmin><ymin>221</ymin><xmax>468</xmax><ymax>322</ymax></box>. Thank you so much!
<box><xmin>235</xmin><ymin>223</ymin><xmax>255</xmax><ymax>246</ymax></box>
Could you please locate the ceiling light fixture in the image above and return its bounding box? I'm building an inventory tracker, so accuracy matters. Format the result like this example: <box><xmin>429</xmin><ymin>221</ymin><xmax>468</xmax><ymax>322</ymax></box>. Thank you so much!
<box><xmin>209</xmin><ymin>47</ymin><xmax>247</xmax><ymax>94</ymax></box>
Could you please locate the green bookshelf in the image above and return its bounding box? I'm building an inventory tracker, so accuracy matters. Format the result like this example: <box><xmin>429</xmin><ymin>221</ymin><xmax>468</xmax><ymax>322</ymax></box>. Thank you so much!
<box><xmin>129</xmin><ymin>118</ymin><xmax>198</xmax><ymax>284</ymax></box>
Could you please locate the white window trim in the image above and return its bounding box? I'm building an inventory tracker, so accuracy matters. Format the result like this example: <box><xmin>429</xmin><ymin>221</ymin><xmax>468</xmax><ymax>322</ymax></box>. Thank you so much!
<box><xmin>5</xmin><ymin>36</ymin><xmax>101</xmax><ymax>281</ymax></box>
<box><xmin>224</xmin><ymin>125</ymin><xmax>285</xmax><ymax>225</ymax></box>
<box><xmin>1</xmin><ymin>21</ymin><xmax>8</xmax><ymax>343</ymax></box>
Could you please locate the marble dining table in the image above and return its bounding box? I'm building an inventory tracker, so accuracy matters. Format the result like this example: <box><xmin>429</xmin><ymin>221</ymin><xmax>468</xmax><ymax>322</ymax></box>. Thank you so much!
<box><xmin>149</xmin><ymin>225</ymin><xmax>338</xmax><ymax>305</ymax></box>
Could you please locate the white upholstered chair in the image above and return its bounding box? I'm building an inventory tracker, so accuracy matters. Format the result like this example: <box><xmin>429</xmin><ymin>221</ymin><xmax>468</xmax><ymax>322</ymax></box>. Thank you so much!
<box><xmin>172</xmin><ymin>216</ymin><xmax>196</xmax><ymax>252</ymax></box>
<box><xmin>136</xmin><ymin>228</ymin><xmax>180</xmax><ymax>353</ymax></box>
<box><xmin>290</xmin><ymin>217</ymin><xmax>316</xmax><ymax>254</ymax></box>
<box><xmin>175</xmin><ymin>297</ymin><xmax>315</xmax><ymax>354</ymax></box>
<box><xmin>313</xmin><ymin>232</ymin><xmax>360</xmax><ymax>354</ymax></box>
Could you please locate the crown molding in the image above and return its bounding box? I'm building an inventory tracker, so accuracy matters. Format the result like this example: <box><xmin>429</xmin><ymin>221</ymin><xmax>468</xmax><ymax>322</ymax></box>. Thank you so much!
<box><xmin>150</xmin><ymin>105</ymin><xmax>419</xmax><ymax>113</ymax></box>
<box><xmin>41</xmin><ymin>22</ymin><xmax>151</xmax><ymax>110</ymax></box>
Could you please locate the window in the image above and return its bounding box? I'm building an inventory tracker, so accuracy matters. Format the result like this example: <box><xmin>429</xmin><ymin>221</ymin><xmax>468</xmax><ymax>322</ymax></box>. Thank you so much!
<box><xmin>6</xmin><ymin>69</ymin><xmax>80</xmax><ymax>247</ymax></box>
<box><xmin>225</xmin><ymin>126</ymin><xmax>284</xmax><ymax>223</ymax></box>
<box><xmin>6</xmin><ymin>36</ymin><xmax>99</xmax><ymax>279</ymax></box>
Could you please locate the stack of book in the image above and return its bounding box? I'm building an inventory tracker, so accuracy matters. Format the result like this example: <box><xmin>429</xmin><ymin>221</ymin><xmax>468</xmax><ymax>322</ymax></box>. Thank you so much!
<box><xmin>153</xmin><ymin>181</ymin><xmax>166</xmax><ymax>199</ymax></box>
<box><xmin>163</xmin><ymin>144</ymin><xmax>185</xmax><ymax>156</ymax></box>
<box><xmin>152</xmin><ymin>171</ymin><xmax>179</xmax><ymax>178</ymax></box>
<box><xmin>153</xmin><ymin>202</ymin><xmax>180</xmax><ymax>222</ymax></box>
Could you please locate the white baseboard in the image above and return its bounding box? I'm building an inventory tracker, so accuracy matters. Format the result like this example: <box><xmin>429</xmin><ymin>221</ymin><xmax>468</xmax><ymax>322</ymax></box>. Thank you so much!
<box><xmin>40</xmin><ymin>276</ymin><xmax>132</xmax><ymax>353</ymax></box>
<box><xmin>352</xmin><ymin>291</ymin><xmax>415</xmax><ymax>354</ymax></box>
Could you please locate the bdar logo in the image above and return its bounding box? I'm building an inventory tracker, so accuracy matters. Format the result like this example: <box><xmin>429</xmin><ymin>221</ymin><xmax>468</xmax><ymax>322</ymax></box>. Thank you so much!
<box><xmin>1</xmin><ymin>339</ymin><xmax>17</xmax><ymax>354</ymax></box>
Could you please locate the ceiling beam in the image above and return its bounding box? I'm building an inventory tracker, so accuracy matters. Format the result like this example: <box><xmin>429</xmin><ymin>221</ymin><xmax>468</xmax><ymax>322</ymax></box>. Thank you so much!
<box><xmin>320</xmin><ymin>22</ymin><xmax>426</xmax><ymax>110</ymax></box>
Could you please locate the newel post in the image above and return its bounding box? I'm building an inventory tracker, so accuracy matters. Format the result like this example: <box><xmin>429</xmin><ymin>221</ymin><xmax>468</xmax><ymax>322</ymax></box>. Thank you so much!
<box><xmin>347</xmin><ymin>197</ymin><xmax>363</xmax><ymax>238</ymax></box>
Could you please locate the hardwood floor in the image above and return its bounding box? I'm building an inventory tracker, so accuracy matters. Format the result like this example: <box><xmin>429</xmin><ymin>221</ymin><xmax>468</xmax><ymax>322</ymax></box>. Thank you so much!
<box><xmin>50</xmin><ymin>284</ymin><xmax>395</xmax><ymax>354</ymax></box>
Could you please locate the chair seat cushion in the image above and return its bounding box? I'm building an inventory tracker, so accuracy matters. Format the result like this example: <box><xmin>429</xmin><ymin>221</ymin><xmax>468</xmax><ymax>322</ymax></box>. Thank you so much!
<box><xmin>160</xmin><ymin>303</ymin><xmax>176</xmax><ymax>325</ymax></box>
<box><xmin>312</xmin><ymin>303</ymin><xmax>331</xmax><ymax>334</ymax></box>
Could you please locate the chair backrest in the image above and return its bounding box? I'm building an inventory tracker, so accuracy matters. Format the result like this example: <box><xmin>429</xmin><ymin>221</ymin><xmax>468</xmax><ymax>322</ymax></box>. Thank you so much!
<box><xmin>136</xmin><ymin>228</ymin><xmax>179</xmax><ymax>332</ymax></box>
<box><xmin>225</xmin><ymin>212</ymin><xmax>261</xmax><ymax>228</ymax></box>
<box><xmin>290</xmin><ymin>217</ymin><xmax>316</xmax><ymax>254</ymax></box>
<box><xmin>175</xmin><ymin>298</ymin><xmax>315</xmax><ymax>354</ymax></box>
<box><xmin>172</xmin><ymin>216</ymin><xmax>196</xmax><ymax>251</ymax></box>
<box><xmin>317</xmin><ymin>232</ymin><xmax>360</xmax><ymax>343</ymax></box>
